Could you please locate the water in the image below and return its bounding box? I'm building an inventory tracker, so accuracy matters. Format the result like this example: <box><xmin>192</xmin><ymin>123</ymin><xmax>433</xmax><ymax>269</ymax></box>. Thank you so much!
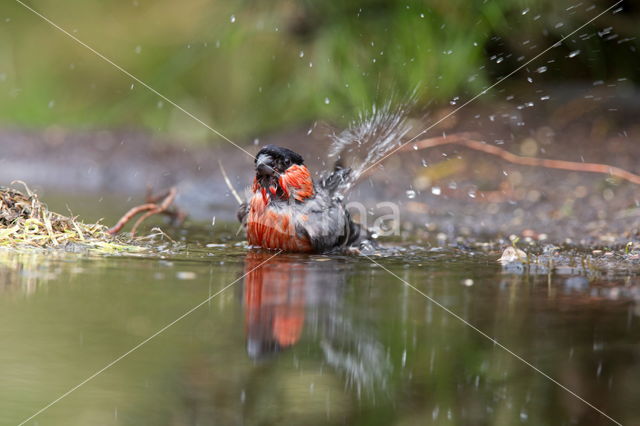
<box><xmin>1</xmin><ymin>230</ymin><xmax>639</xmax><ymax>425</ymax></box>
<box><xmin>327</xmin><ymin>101</ymin><xmax>413</xmax><ymax>195</ymax></box>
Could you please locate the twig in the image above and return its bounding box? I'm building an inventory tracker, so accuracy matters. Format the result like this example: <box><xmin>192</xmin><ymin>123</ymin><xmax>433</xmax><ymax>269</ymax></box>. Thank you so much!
<box><xmin>131</xmin><ymin>208</ymin><xmax>162</xmax><ymax>236</ymax></box>
<box><xmin>107</xmin><ymin>203</ymin><xmax>157</xmax><ymax>235</ymax></box>
<box><xmin>404</xmin><ymin>133</ymin><xmax>640</xmax><ymax>186</ymax></box>
<box><xmin>11</xmin><ymin>180</ymin><xmax>35</xmax><ymax>197</ymax></box>
<box><xmin>42</xmin><ymin>212</ymin><xmax>59</xmax><ymax>246</ymax></box>
<box><xmin>108</xmin><ymin>187</ymin><xmax>181</xmax><ymax>236</ymax></box>
<box><xmin>145</xmin><ymin>186</ymin><xmax>171</xmax><ymax>204</ymax></box>
<box><xmin>156</xmin><ymin>187</ymin><xmax>178</xmax><ymax>211</ymax></box>
<box><xmin>219</xmin><ymin>160</ymin><xmax>243</xmax><ymax>205</ymax></box>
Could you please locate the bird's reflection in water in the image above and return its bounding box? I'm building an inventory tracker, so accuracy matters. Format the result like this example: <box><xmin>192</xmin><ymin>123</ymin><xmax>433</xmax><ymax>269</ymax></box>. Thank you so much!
<box><xmin>242</xmin><ymin>251</ymin><xmax>391</xmax><ymax>395</ymax></box>
<box><xmin>243</xmin><ymin>252</ymin><xmax>308</xmax><ymax>358</ymax></box>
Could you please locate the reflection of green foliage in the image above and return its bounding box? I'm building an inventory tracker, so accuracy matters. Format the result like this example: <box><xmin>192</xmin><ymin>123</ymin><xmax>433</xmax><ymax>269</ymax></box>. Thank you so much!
<box><xmin>0</xmin><ymin>1</ymin><xmax>637</xmax><ymax>142</ymax></box>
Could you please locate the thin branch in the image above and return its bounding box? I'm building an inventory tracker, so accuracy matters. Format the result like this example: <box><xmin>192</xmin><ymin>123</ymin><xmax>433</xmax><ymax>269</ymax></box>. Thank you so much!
<box><xmin>404</xmin><ymin>133</ymin><xmax>640</xmax><ymax>186</ymax></box>
<box><xmin>108</xmin><ymin>187</ymin><xmax>182</xmax><ymax>236</ymax></box>
<box><xmin>130</xmin><ymin>208</ymin><xmax>161</xmax><ymax>236</ymax></box>
<box><xmin>219</xmin><ymin>160</ymin><xmax>244</xmax><ymax>205</ymax></box>
<box><xmin>107</xmin><ymin>203</ymin><xmax>157</xmax><ymax>235</ymax></box>
<box><xmin>157</xmin><ymin>187</ymin><xmax>178</xmax><ymax>211</ymax></box>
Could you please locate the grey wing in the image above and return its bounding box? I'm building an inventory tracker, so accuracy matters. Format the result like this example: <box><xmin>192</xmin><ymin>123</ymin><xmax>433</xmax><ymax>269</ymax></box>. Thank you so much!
<box><xmin>237</xmin><ymin>202</ymin><xmax>248</xmax><ymax>226</ymax></box>
<box><xmin>319</xmin><ymin>166</ymin><xmax>353</xmax><ymax>196</ymax></box>
<box><xmin>295</xmin><ymin>195</ymin><xmax>358</xmax><ymax>252</ymax></box>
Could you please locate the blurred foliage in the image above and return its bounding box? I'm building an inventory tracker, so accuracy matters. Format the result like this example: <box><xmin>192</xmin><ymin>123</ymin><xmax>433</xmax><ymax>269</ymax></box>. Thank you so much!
<box><xmin>0</xmin><ymin>0</ymin><xmax>638</xmax><ymax>143</ymax></box>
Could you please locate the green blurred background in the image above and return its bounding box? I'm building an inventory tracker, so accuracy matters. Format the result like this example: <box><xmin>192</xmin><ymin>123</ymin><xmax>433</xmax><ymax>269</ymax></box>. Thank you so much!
<box><xmin>1</xmin><ymin>0</ymin><xmax>638</xmax><ymax>144</ymax></box>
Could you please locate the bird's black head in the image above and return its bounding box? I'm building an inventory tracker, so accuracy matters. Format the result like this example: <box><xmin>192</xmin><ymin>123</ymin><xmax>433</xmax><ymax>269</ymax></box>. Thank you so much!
<box><xmin>254</xmin><ymin>145</ymin><xmax>304</xmax><ymax>178</ymax></box>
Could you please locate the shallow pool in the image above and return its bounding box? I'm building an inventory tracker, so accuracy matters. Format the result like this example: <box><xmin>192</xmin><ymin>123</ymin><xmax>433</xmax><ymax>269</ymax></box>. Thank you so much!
<box><xmin>1</xmin><ymin>233</ymin><xmax>638</xmax><ymax>425</ymax></box>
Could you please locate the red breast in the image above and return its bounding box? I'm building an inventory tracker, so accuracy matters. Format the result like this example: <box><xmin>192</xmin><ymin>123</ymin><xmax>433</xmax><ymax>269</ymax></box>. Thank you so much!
<box><xmin>247</xmin><ymin>164</ymin><xmax>315</xmax><ymax>252</ymax></box>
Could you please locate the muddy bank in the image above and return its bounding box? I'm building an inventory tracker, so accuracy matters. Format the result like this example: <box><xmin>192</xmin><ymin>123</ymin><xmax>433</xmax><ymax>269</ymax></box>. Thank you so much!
<box><xmin>3</xmin><ymin>84</ymin><xmax>640</xmax><ymax>244</ymax></box>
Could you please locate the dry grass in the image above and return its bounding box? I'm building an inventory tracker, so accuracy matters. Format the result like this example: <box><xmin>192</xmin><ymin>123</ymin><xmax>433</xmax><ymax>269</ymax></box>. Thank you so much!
<box><xmin>0</xmin><ymin>182</ymin><xmax>143</xmax><ymax>253</ymax></box>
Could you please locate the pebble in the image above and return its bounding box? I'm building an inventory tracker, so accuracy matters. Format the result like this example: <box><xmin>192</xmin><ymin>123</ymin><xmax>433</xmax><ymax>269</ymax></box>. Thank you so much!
<box><xmin>176</xmin><ymin>271</ymin><xmax>197</xmax><ymax>280</ymax></box>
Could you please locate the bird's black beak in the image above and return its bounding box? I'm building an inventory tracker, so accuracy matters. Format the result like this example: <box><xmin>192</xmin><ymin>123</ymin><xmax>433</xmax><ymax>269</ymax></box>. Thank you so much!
<box><xmin>256</xmin><ymin>154</ymin><xmax>275</xmax><ymax>177</ymax></box>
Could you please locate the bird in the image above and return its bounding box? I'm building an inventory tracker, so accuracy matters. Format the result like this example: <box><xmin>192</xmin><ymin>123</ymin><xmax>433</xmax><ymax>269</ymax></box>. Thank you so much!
<box><xmin>237</xmin><ymin>144</ymin><xmax>371</xmax><ymax>253</ymax></box>
<box><xmin>243</xmin><ymin>252</ymin><xmax>307</xmax><ymax>358</ymax></box>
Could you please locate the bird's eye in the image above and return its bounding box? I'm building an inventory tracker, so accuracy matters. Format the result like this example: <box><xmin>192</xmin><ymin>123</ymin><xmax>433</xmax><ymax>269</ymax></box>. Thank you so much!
<box><xmin>284</xmin><ymin>158</ymin><xmax>291</xmax><ymax>167</ymax></box>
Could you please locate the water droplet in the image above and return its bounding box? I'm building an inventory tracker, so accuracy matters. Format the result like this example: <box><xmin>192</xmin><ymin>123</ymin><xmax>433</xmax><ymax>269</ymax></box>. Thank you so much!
<box><xmin>406</xmin><ymin>190</ymin><xmax>416</xmax><ymax>199</ymax></box>
<box><xmin>134</xmin><ymin>45</ymin><xmax>142</xmax><ymax>54</ymax></box>
<box><xmin>230</xmin><ymin>15</ymin><xmax>236</xmax><ymax>23</ymax></box>
<box><xmin>540</xmin><ymin>95</ymin><xmax>550</xmax><ymax>101</ymax></box>
<box><xmin>299</xmin><ymin>50</ymin><xmax>304</xmax><ymax>58</ymax></box>
<box><xmin>156</xmin><ymin>100</ymin><xmax>164</xmax><ymax>109</ymax></box>
<box><xmin>496</xmin><ymin>57</ymin><xmax>504</xmax><ymax>64</ymax></box>
<box><xmin>521</xmin><ymin>8</ymin><xmax>530</xmax><ymax>15</ymax></box>
<box><xmin>431</xmin><ymin>187</ymin><xmax>441</xmax><ymax>196</ymax></box>
<box><xmin>421</xmin><ymin>159</ymin><xmax>428</xmax><ymax>167</ymax></box>
<box><xmin>536</xmin><ymin>66</ymin><xmax>547</xmax><ymax>73</ymax></box>
<box><xmin>324</xmin><ymin>97</ymin><xmax>330</xmax><ymax>104</ymax></box>
<box><xmin>568</xmin><ymin>49</ymin><xmax>581</xmax><ymax>58</ymax></box>
<box><xmin>48</xmin><ymin>100</ymin><xmax>55</xmax><ymax>108</ymax></box>
<box><xmin>420</xmin><ymin>13</ymin><xmax>425</xmax><ymax>18</ymax></box>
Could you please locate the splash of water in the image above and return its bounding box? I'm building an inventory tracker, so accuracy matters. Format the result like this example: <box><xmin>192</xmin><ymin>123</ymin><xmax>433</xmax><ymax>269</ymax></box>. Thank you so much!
<box><xmin>325</xmin><ymin>101</ymin><xmax>413</xmax><ymax>195</ymax></box>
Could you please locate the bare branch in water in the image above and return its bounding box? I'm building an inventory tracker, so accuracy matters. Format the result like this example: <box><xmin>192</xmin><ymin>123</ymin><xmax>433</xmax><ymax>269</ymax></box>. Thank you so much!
<box><xmin>404</xmin><ymin>133</ymin><xmax>640</xmax><ymax>186</ymax></box>
<box><xmin>107</xmin><ymin>203</ymin><xmax>157</xmax><ymax>235</ymax></box>
<box><xmin>108</xmin><ymin>187</ymin><xmax>186</xmax><ymax>236</ymax></box>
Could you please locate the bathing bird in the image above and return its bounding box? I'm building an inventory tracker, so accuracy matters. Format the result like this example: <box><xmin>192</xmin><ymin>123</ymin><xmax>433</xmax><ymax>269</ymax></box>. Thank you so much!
<box><xmin>237</xmin><ymin>145</ymin><xmax>370</xmax><ymax>253</ymax></box>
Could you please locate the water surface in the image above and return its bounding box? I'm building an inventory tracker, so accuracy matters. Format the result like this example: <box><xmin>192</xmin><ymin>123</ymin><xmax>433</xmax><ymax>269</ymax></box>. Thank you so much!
<box><xmin>1</xmin><ymin>233</ymin><xmax>639</xmax><ymax>425</ymax></box>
